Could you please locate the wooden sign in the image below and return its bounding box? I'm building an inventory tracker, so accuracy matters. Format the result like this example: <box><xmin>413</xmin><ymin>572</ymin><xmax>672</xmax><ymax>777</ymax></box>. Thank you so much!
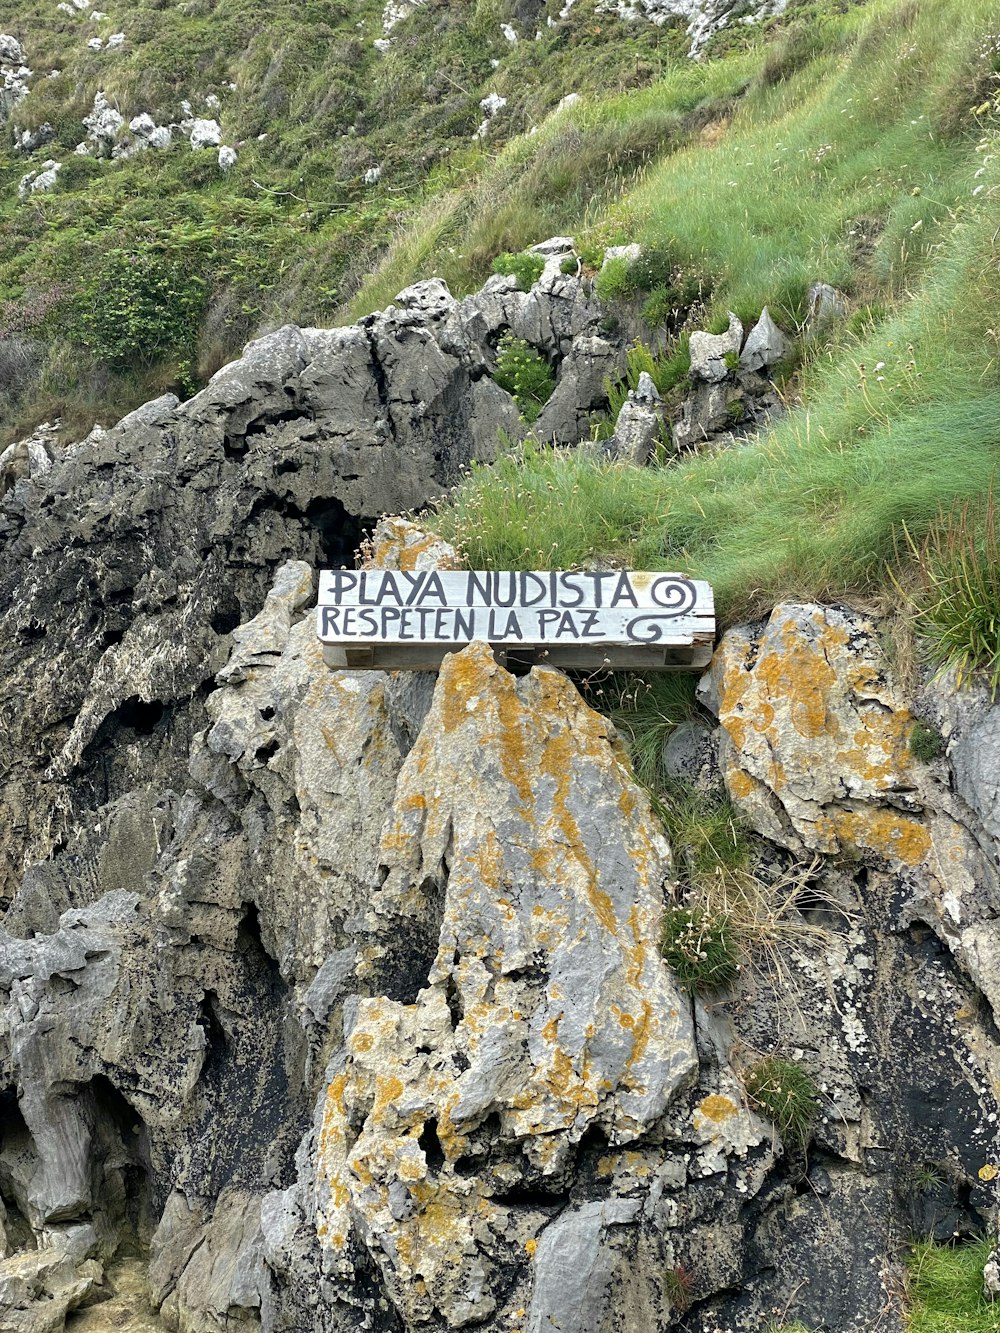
<box><xmin>317</xmin><ymin>570</ymin><xmax>714</xmax><ymax>672</ymax></box>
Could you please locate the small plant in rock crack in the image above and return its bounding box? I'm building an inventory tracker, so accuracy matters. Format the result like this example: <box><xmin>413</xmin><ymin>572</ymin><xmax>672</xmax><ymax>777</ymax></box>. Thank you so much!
<box><xmin>743</xmin><ymin>1057</ymin><xmax>819</xmax><ymax>1151</ymax></box>
<box><xmin>491</xmin><ymin>250</ymin><xmax>546</xmax><ymax>290</ymax></box>
<box><xmin>663</xmin><ymin>1262</ymin><xmax>694</xmax><ymax>1312</ymax></box>
<box><xmin>660</xmin><ymin>904</ymin><xmax>739</xmax><ymax>992</ymax></box>
<box><xmin>493</xmin><ymin>333</ymin><xmax>556</xmax><ymax>424</ymax></box>
<box><xmin>909</xmin><ymin>719</ymin><xmax>944</xmax><ymax>762</ymax></box>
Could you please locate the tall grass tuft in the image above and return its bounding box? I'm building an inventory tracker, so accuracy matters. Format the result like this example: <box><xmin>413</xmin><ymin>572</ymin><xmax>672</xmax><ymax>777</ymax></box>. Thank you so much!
<box><xmin>905</xmin><ymin>485</ymin><xmax>1000</xmax><ymax>693</ymax></box>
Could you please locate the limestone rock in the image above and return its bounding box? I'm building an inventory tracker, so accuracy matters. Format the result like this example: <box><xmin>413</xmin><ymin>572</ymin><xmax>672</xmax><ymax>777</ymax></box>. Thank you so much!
<box><xmin>739</xmin><ymin>306</ymin><xmax>788</xmax><ymax>372</ymax></box>
<box><xmin>15</xmin><ymin>123</ymin><xmax>55</xmax><ymax>152</ymax></box>
<box><xmin>361</xmin><ymin>516</ymin><xmax>461</xmax><ymax>572</ymax></box>
<box><xmin>704</xmin><ymin>603</ymin><xmax>1000</xmax><ymax>1019</ymax></box>
<box><xmin>189</xmin><ymin>118</ymin><xmax>221</xmax><ymax>149</ymax></box>
<box><xmin>688</xmin><ymin>312</ymin><xmax>743</xmax><ymax>383</ymax></box>
<box><xmin>603</xmin><ymin>370</ymin><xmax>662</xmax><ymax>464</ymax></box>
<box><xmin>313</xmin><ymin>643</ymin><xmax>698</xmax><ymax>1326</ymax></box>
<box><xmin>601</xmin><ymin>243</ymin><xmax>641</xmax><ymax>269</ymax></box>
<box><xmin>218</xmin><ymin>145</ymin><xmax>237</xmax><ymax>171</ymax></box>
<box><xmin>985</xmin><ymin>1248</ymin><xmax>1000</xmax><ymax>1300</ymax></box>
<box><xmin>0</xmin><ymin>35</ymin><xmax>25</xmax><ymax>64</ymax></box>
<box><xmin>806</xmin><ymin>281</ymin><xmax>846</xmax><ymax>334</ymax></box>
<box><xmin>83</xmin><ymin>92</ymin><xmax>124</xmax><ymax>154</ymax></box>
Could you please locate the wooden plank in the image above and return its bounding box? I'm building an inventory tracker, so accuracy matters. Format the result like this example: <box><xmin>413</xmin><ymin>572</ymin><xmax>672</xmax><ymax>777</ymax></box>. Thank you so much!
<box><xmin>317</xmin><ymin>567</ymin><xmax>715</xmax><ymax>673</ymax></box>
<box><xmin>323</xmin><ymin>642</ymin><xmax>712</xmax><ymax>674</ymax></box>
<box><xmin>319</xmin><ymin>569</ymin><xmax>713</xmax><ymax>616</ymax></box>
<box><xmin>317</xmin><ymin>605</ymin><xmax>712</xmax><ymax>648</ymax></box>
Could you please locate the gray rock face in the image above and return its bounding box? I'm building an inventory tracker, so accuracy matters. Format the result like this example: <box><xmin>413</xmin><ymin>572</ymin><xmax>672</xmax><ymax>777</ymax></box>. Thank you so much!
<box><xmin>0</xmin><ymin>35</ymin><xmax>25</xmax><ymax>64</ymax></box>
<box><xmin>603</xmin><ymin>370</ymin><xmax>662</xmax><ymax>464</ymax></box>
<box><xmin>688</xmin><ymin>311</ymin><xmax>742</xmax><ymax>382</ymax></box>
<box><xmin>739</xmin><ymin>305</ymin><xmax>788</xmax><ymax>371</ymax></box>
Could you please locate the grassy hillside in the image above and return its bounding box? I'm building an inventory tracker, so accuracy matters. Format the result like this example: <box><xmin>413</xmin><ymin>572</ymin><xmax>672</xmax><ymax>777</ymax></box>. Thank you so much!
<box><xmin>0</xmin><ymin>0</ymin><xmax>716</xmax><ymax>439</ymax></box>
<box><xmin>421</xmin><ymin>0</ymin><xmax>1000</xmax><ymax>656</ymax></box>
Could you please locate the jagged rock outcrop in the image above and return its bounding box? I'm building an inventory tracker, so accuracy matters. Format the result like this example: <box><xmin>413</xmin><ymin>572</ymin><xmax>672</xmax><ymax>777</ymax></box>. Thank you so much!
<box><xmin>0</xmin><ymin>270</ymin><xmax>618</xmax><ymax>909</ymax></box>
<box><xmin>2</xmin><ymin>266</ymin><xmax>999</xmax><ymax>1332</ymax></box>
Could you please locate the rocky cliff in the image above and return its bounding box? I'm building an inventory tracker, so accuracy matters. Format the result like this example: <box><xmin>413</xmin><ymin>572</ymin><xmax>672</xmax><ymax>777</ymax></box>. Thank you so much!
<box><xmin>1</xmin><ymin>265</ymin><xmax>999</xmax><ymax>1333</ymax></box>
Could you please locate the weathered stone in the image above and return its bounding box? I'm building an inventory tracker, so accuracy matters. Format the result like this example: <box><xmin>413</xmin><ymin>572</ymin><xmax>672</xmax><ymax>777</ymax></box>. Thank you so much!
<box><xmin>704</xmin><ymin>603</ymin><xmax>1000</xmax><ymax>1019</ymax></box>
<box><xmin>189</xmin><ymin>118</ymin><xmax>221</xmax><ymax>150</ymax></box>
<box><xmin>805</xmin><ymin>281</ymin><xmax>846</xmax><ymax>334</ymax></box>
<box><xmin>312</xmin><ymin>643</ymin><xmax>698</xmax><ymax>1327</ymax></box>
<box><xmin>688</xmin><ymin>312</ymin><xmax>743</xmax><ymax>383</ymax></box>
<box><xmin>362</xmin><ymin>516</ymin><xmax>461</xmax><ymax>573</ymax></box>
<box><xmin>739</xmin><ymin>306</ymin><xmax>788</xmax><ymax>372</ymax></box>
<box><xmin>603</xmin><ymin>371</ymin><xmax>662</xmax><ymax>464</ymax></box>
<box><xmin>0</xmin><ymin>35</ymin><xmax>25</xmax><ymax>64</ymax></box>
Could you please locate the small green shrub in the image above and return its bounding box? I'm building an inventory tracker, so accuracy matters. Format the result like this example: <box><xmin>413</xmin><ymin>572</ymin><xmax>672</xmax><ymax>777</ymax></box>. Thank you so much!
<box><xmin>909</xmin><ymin>720</ymin><xmax>945</xmax><ymax>762</ymax></box>
<box><xmin>628</xmin><ymin>245</ymin><xmax>674</xmax><ymax>292</ymax></box>
<box><xmin>491</xmin><ymin>250</ymin><xmax>546</xmax><ymax>290</ymax></box>
<box><xmin>493</xmin><ymin>334</ymin><xmax>556</xmax><ymax>423</ymax></box>
<box><xmin>640</xmin><ymin>284</ymin><xmax>674</xmax><ymax>327</ymax></box>
<box><xmin>906</xmin><ymin>1238</ymin><xmax>1000</xmax><ymax>1332</ymax></box>
<box><xmin>722</xmin><ymin>349</ymin><xmax>740</xmax><ymax>371</ymax></box>
<box><xmin>906</xmin><ymin>485</ymin><xmax>1000</xmax><ymax>692</ymax></box>
<box><xmin>594</xmin><ymin>256</ymin><xmax>633</xmax><ymax>303</ymax></box>
<box><xmin>661</xmin><ymin>906</ymin><xmax>740</xmax><ymax>991</ymax></box>
<box><xmin>73</xmin><ymin>248</ymin><xmax>207</xmax><ymax>369</ymax></box>
<box><xmin>605</xmin><ymin>339</ymin><xmax>692</xmax><ymax>420</ymax></box>
<box><xmin>663</xmin><ymin>1263</ymin><xmax>694</xmax><ymax>1312</ymax></box>
<box><xmin>744</xmin><ymin>1057</ymin><xmax>819</xmax><ymax>1150</ymax></box>
<box><xmin>560</xmin><ymin>255</ymin><xmax>580</xmax><ymax>275</ymax></box>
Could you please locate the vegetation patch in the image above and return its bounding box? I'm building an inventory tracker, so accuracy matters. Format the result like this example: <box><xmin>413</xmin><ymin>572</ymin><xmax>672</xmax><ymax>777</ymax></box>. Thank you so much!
<box><xmin>905</xmin><ymin>1238</ymin><xmax>1000</xmax><ymax>1332</ymax></box>
<box><xmin>492</xmin><ymin>335</ymin><xmax>556</xmax><ymax>424</ymax></box>
<box><xmin>491</xmin><ymin>250</ymin><xmax>546</xmax><ymax>290</ymax></box>
<box><xmin>743</xmin><ymin>1057</ymin><xmax>819</xmax><ymax>1150</ymax></box>
<box><xmin>905</xmin><ymin>487</ymin><xmax>1000</xmax><ymax>694</ymax></box>
<box><xmin>661</xmin><ymin>905</ymin><xmax>739</xmax><ymax>992</ymax></box>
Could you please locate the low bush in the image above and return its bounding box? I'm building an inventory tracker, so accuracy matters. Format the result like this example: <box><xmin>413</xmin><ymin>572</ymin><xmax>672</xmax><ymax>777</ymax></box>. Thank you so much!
<box><xmin>743</xmin><ymin>1057</ymin><xmax>819</xmax><ymax>1150</ymax></box>
<box><xmin>491</xmin><ymin>250</ymin><xmax>546</xmax><ymax>290</ymax></box>
<box><xmin>661</xmin><ymin>905</ymin><xmax>739</xmax><ymax>992</ymax></box>
<box><xmin>493</xmin><ymin>334</ymin><xmax>555</xmax><ymax>423</ymax></box>
<box><xmin>72</xmin><ymin>248</ymin><xmax>207</xmax><ymax>369</ymax></box>
<box><xmin>909</xmin><ymin>720</ymin><xmax>945</xmax><ymax>762</ymax></box>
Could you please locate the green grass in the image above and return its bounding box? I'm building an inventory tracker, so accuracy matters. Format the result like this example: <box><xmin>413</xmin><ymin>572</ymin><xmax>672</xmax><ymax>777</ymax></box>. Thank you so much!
<box><xmin>661</xmin><ymin>905</ymin><xmax>740</xmax><ymax>992</ymax></box>
<box><xmin>743</xmin><ymin>1056</ymin><xmax>820</xmax><ymax>1150</ymax></box>
<box><xmin>406</xmin><ymin>0</ymin><xmax>1000</xmax><ymax>636</ymax></box>
<box><xmin>906</xmin><ymin>1240</ymin><xmax>1000</xmax><ymax>1332</ymax></box>
<box><xmin>904</xmin><ymin>486</ymin><xmax>1000</xmax><ymax>693</ymax></box>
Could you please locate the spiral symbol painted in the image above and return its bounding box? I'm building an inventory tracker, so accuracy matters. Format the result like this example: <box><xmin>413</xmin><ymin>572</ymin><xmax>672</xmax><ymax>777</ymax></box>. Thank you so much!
<box><xmin>649</xmin><ymin>576</ymin><xmax>698</xmax><ymax>617</ymax></box>
<box><xmin>626</xmin><ymin>615</ymin><xmax>667</xmax><ymax>643</ymax></box>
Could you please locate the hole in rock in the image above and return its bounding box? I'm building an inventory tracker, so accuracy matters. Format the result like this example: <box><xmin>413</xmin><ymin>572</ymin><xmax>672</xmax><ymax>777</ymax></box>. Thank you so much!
<box><xmin>112</xmin><ymin>697</ymin><xmax>166</xmax><ymax>735</ymax></box>
<box><xmin>254</xmin><ymin>738</ymin><xmax>280</xmax><ymax>764</ymax></box>
<box><xmin>211</xmin><ymin>596</ymin><xmax>243</xmax><ymax>636</ymax></box>
<box><xmin>259</xmin><ymin>706</ymin><xmax>276</xmax><ymax>721</ymax></box>
<box><xmin>493</xmin><ymin>1180</ymin><xmax>570</xmax><ymax>1209</ymax></box>
<box><xmin>86</xmin><ymin>1075</ymin><xmax>155</xmax><ymax>1243</ymax></box>
<box><xmin>417</xmin><ymin>1120</ymin><xmax>446</xmax><ymax>1174</ymax></box>
<box><xmin>303</xmin><ymin>496</ymin><xmax>372</xmax><ymax>568</ymax></box>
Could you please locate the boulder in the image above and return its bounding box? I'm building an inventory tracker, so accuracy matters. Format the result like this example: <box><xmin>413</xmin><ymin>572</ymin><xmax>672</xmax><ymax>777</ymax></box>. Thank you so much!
<box><xmin>189</xmin><ymin>117</ymin><xmax>221</xmax><ymax>149</ymax></box>
<box><xmin>603</xmin><ymin>369</ymin><xmax>662</xmax><ymax>464</ymax></box>
<box><xmin>739</xmin><ymin>306</ymin><xmax>788</xmax><ymax>372</ymax></box>
<box><xmin>0</xmin><ymin>35</ymin><xmax>25</xmax><ymax>64</ymax></box>
<box><xmin>688</xmin><ymin>312</ymin><xmax>743</xmax><ymax>383</ymax></box>
<box><xmin>703</xmin><ymin>603</ymin><xmax>1000</xmax><ymax>1020</ymax></box>
<box><xmin>805</xmin><ymin>281</ymin><xmax>846</xmax><ymax>335</ymax></box>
